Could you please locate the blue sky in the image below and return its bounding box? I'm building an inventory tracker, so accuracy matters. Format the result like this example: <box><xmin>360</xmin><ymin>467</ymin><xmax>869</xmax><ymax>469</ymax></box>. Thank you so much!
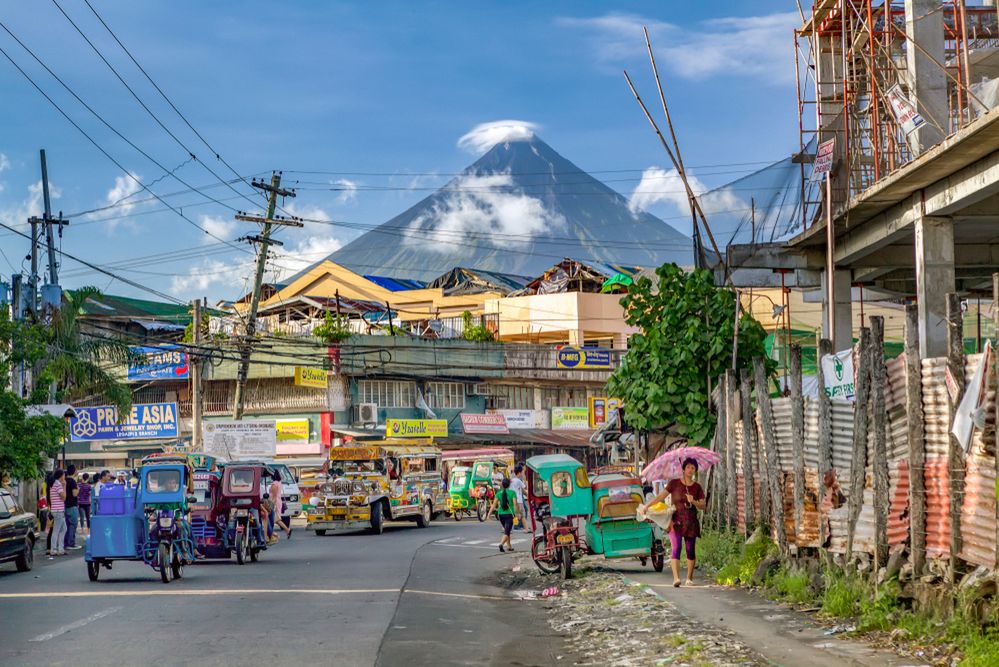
<box><xmin>0</xmin><ymin>0</ymin><xmax>798</xmax><ymax>303</ymax></box>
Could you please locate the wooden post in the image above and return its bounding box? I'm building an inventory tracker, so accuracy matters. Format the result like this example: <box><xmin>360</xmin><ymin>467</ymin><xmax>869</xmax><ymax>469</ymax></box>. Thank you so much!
<box><xmin>716</xmin><ymin>372</ymin><xmax>729</xmax><ymax>528</ymax></box>
<box><xmin>755</xmin><ymin>357</ymin><xmax>788</xmax><ymax>554</ymax></box>
<box><xmin>755</xmin><ymin>380</ymin><xmax>772</xmax><ymax>531</ymax></box>
<box><xmin>904</xmin><ymin>305</ymin><xmax>927</xmax><ymax>576</ymax></box>
<box><xmin>741</xmin><ymin>368</ymin><xmax>755</xmax><ymax>532</ymax></box>
<box><xmin>847</xmin><ymin>327</ymin><xmax>872</xmax><ymax>560</ymax></box>
<box><xmin>726</xmin><ymin>369</ymin><xmax>738</xmax><ymax>532</ymax></box>
<box><xmin>790</xmin><ymin>344</ymin><xmax>805</xmax><ymax>546</ymax></box>
<box><xmin>870</xmin><ymin>316</ymin><xmax>890</xmax><ymax>571</ymax></box>
<box><xmin>946</xmin><ymin>293</ymin><xmax>965</xmax><ymax>582</ymax></box>
<box><xmin>191</xmin><ymin>298</ymin><xmax>203</xmax><ymax>451</ymax></box>
<box><xmin>817</xmin><ymin>338</ymin><xmax>833</xmax><ymax>547</ymax></box>
<box><xmin>993</xmin><ymin>274</ymin><xmax>999</xmax><ymax>572</ymax></box>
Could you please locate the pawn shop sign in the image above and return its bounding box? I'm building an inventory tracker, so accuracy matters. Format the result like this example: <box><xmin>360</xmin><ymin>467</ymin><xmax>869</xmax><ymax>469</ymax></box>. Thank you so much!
<box><xmin>295</xmin><ymin>367</ymin><xmax>329</xmax><ymax>389</ymax></box>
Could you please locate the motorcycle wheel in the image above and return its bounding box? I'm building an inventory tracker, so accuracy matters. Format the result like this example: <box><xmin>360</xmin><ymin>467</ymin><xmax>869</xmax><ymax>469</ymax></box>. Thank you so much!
<box><xmin>560</xmin><ymin>546</ymin><xmax>573</xmax><ymax>580</ymax></box>
<box><xmin>453</xmin><ymin>509</ymin><xmax>463</xmax><ymax>522</ymax></box>
<box><xmin>87</xmin><ymin>560</ymin><xmax>100</xmax><ymax>582</ymax></box>
<box><xmin>315</xmin><ymin>529</ymin><xmax>327</xmax><ymax>536</ymax></box>
<box><xmin>235</xmin><ymin>533</ymin><xmax>246</xmax><ymax>565</ymax></box>
<box><xmin>532</xmin><ymin>534</ymin><xmax>560</xmax><ymax>575</ymax></box>
<box><xmin>172</xmin><ymin>551</ymin><xmax>184</xmax><ymax>579</ymax></box>
<box><xmin>652</xmin><ymin>538</ymin><xmax>665</xmax><ymax>572</ymax></box>
<box><xmin>476</xmin><ymin>500</ymin><xmax>487</xmax><ymax>522</ymax></box>
<box><xmin>159</xmin><ymin>543</ymin><xmax>172</xmax><ymax>584</ymax></box>
<box><xmin>250</xmin><ymin>545</ymin><xmax>259</xmax><ymax>562</ymax></box>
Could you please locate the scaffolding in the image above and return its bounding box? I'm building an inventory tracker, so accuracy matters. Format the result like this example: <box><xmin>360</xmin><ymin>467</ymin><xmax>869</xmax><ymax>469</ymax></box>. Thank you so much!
<box><xmin>795</xmin><ymin>1</ymin><xmax>999</xmax><ymax>227</ymax></box>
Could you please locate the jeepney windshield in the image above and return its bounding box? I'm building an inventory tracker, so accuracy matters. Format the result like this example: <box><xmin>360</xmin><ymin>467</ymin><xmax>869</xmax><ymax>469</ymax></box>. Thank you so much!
<box><xmin>333</xmin><ymin>460</ymin><xmax>381</xmax><ymax>475</ymax></box>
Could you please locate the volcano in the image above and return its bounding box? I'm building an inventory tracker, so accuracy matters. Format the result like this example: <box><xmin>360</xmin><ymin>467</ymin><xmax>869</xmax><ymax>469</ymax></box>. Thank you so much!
<box><xmin>322</xmin><ymin>135</ymin><xmax>692</xmax><ymax>280</ymax></box>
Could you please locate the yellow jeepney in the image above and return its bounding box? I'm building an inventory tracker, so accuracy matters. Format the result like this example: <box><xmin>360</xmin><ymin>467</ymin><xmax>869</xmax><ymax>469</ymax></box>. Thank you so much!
<box><xmin>307</xmin><ymin>440</ymin><xmax>443</xmax><ymax>535</ymax></box>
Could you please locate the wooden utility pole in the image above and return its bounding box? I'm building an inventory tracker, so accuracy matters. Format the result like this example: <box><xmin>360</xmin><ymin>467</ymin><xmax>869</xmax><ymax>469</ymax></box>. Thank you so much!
<box><xmin>755</xmin><ymin>357</ymin><xmax>787</xmax><ymax>554</ymax></box>
<box><xmin>870</xmin><ymin>316</ymin><xmax>889</xmax><ymax>571</ymax></box>
<box><xmin>993</xmin><ymin>275</ymin><xmax>999</xmax><ymax>573</ymax></box>
<box><xmin>232</xmin><ymin>172</ymin><xmax>300</xmax><ymax>419</ymax></box>
<box><xmin>904</xmin><ymin>305</ymin><xmax>927</xmax><ymax>576</ymax></box>
<box><xmin>740</xmin><ymin>368</ymin><xmax>755</xmax><ymax>532</ymax></box>
<box><xmin>945</xmin><ymin>293</ymin><xmax>965</xmax><ymax>582</ymax></box>
<box><xmin>789</xmin><ymin>344</ymin><xmax>805</xmax><ymax>545</ymax></box>
<box><xmin>191</xmin><ymin>298</ymin><xmax>203</xmax><ymax>450</ymax></box>
<box><xmin>816</xmin><ymin>337</ymin><xmax>833</xmax><ymax>547</ymax></box>
<box><xmin>846</xmin><ymin>328</ymin><xmax>872</xmax><ymax>560</ymax></box>
<box><xmin>725</xmin><ymin>370</ymin><xmax>738</xmax><ymax>531</ymax></box>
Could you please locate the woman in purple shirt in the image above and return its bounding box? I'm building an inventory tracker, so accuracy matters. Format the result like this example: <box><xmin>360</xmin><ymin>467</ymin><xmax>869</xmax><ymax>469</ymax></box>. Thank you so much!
<box><xmin>78</xmin><ymin>473</ymin><xmax>92</xmax><ymax>533</ymax></box>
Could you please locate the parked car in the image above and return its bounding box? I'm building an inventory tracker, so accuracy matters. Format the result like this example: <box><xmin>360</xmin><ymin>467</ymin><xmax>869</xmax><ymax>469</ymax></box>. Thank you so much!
<box><xmin>0</xmin><ymin>488</ymin><xmax>37</xmax><ymax>572</ymax></box>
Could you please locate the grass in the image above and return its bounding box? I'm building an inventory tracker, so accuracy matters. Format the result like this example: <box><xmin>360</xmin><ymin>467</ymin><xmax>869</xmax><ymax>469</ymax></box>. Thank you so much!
<box><xmin>820</xmin><ymin>570</ymin><xmax>868</xmax><ymax>617</ymax></box>
<box><xmin>696</xmin><ymin>529</ymin><xmax>744</xmax><ymax>574</ymax></box>
<box><xmin>713</xmin><ymin>531</ymin><xmax>775</xmax><ymax>586</ymax></box>
<box><xmin>766</xmin><ymin>566</ymin><xmax>815</xmax><ymax>604</ymax></box>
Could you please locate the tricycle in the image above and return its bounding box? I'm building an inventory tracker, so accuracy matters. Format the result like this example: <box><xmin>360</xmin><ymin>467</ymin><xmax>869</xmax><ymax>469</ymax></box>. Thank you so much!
<box><xmin>84</xmin><ymin>456</ymin><xmax>198</xmax><ymax>583</ymax></box>
<box><xmin>445</xmin><ymin>465</ymin><xmax>495</xmax><ymax>521</ymax></box>
<box><xmin>219</xmin><ymin>463</ymin><xmax>270</xmax><ymax>564</ymax></box>
<box><xmin>526</xmin><ymin>455</ymin><xmax>665</xmax><ymax>579</ymax></box>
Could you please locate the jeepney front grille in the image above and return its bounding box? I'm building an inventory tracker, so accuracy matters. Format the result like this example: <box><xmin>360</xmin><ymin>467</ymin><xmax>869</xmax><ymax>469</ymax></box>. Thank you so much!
<box><xmin>333</xmin><ymin>479</ymin><xmax>352</xmax><ymax>496</ymax></box>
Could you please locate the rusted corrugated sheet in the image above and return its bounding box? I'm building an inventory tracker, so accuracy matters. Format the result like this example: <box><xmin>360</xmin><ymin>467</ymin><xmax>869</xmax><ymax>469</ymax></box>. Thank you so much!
<box><xmin>734</xmin><ymin>472</ymin><xmax>763</xmax><ymax>536</ymax></box>
<box><xmin>773</xmin><ymin>397</ymin><xmax>794</xmax><ymax>471</ymax></box>
<box><xmin>885</xmin><ymin>353</ymin><xmax>907</xmax><ymax>412</ymax></box>
<box><xmin>830</xmin><ymin>399</ymin><xmax>856</xmax><ymax>473</ymax></box>
<box><xmin>888</xmin><ymin>459</ymin><xmax>910</xmax><ymax>547</ymax></box>
<box><xmin>922</xmin><ymin>357</ymin><xmax>951</xmax><ymax>458</ymax></box>
<box><xmin>801</xmin><ymin>398</ymin><xmax>821</xmax><ymax>470</ymax></box>
<box><xmin>782</xmin><ymin>468</ymin><xmax>820</xmax><ymax>548</ymax></box>
<box><xmin>924</xmin><ymin>457</ymin><xmax>951</xmax><ymax>558</ymax></box>
<box><xmin>958</xmin><ymin>452</ymin><xmax>997</xmax><ymax>569</ymax></box>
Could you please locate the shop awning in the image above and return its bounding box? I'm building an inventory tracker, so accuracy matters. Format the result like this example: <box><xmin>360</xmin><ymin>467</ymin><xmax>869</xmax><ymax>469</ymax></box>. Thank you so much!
<box><xmin>435</xmin><ymin>429</ymin><xmax>595</xmax><ymax>449</ymax></box>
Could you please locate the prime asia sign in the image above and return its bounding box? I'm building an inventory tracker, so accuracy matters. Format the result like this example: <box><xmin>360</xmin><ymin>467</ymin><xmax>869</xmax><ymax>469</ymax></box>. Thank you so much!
<box><xmin>127</xmin><ymin>346</ymin><xmax>189</xmax><ymax>381</ymax></box>
<box><xmin>69</xmin><ymin>403</ymin><xmax>179</xmax><ymax>442</ymax></box>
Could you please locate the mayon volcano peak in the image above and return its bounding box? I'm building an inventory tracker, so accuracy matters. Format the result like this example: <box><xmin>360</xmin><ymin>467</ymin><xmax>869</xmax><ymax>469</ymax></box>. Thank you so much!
<box><xmin>320</xmin><ymin>135</ymin><xmax>692</xmax><ymax>280</ymax></box>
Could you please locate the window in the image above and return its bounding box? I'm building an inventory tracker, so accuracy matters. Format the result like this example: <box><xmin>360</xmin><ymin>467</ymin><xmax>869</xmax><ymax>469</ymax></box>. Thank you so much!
<box><xmin>574</xmin><ymin>468</ymin><xmax>590</xmax><ymax>489</ymax></box>
<box><xmin>490</xmin><ymin>385</ymin><xmax>534</xmax><ymax>410</ymax></box>
<box><xmin>541</xmin><ymin>387</ymin><xmax>587</xmax><ymax>409</ymax></box>
<box><xmin>451</xmin><ymin>470</ymin><xmax>468</xmax><ymax>488</ymax></box>
<box><xmin>551</xmin><ymin>471</ymin><xmax>573</xmax><ymax>497</ymax></box>
<box><xmin>358</xmin><ymin>380</ymin><xmax>416</xmax><ymax>408</ymax></box>
<box><xmin>472</xmin><ymin>462</ymin><xmax>491</xmax><ymax>480</ymax></box>
<box><xmin>227</xmin><ymin>469</ymin><xmax>255</xmax><ymax>493</ymax></box>
<box><xmin>147</xmin><ymin>469</ymin><xmax>181</xmax><ymax>493</ymax></box>
<box><xmin>426</xmin><ymin>382</ymin><xmax>465</xmax><ymax>409</ymax></box>
<box><xmin>1</xmin><ymin>493</ymin><xmax>17</xmax><ymax>513</ymax></box>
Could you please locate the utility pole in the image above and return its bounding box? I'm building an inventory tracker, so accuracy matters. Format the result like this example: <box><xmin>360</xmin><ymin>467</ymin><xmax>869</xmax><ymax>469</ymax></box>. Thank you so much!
<box><xmin>28</xmin><ymin>150</ymin><xmax>68</xmax><ymax>311</ymax></box>
<box><xmin>231</xmin><ymin>172</ymin><xmax>300</xmax><ymax>419</ymax></box>
<box><xmin>191</xmin><ymin>298</ymin><xmax>203</xmax><ymax>449</ymax></box>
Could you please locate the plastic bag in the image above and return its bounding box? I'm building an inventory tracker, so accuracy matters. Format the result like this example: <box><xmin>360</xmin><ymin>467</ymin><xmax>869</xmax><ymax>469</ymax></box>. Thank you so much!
<box><xmin>638</xmin><ymin>495</ymin><xmax>673</xmax><ymax>529</ymax></box>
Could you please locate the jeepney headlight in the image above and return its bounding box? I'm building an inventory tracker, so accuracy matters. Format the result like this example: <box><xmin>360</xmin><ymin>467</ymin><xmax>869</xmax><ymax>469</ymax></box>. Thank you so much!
<box><xmin>351</xmin><ymin>481</ymin><xmax>365</xmax><ymax>494</ymax></box>
<box><xmin>350</xmin><ymin>494</ymin><xmax>367</xmax><ymax>505</ymax></box>
<box><xmin>320</xmin><ymin>483</ymin><xmax>334</xmax><ymax>494</ymax></box>
<box><xmin>288</xmin><ymin>494</ymin><xmax>299</xmax><ymax>503</ymax></box>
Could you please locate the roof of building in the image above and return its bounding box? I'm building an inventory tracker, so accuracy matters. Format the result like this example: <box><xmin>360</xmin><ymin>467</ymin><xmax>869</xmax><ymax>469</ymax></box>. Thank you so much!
<box><xmin>71</xmin><ymin>291</ymin><xmax>192</xmax><ymax>323</ymax></box>
<box><xmin>362</xmin><ymin>274</ymin><xmax>428</xmax><ymax>292</ymax></box>
<box><xmin>427</xmin><ymin>267</ymin><xmax>531</xmax><ymax>296</ymax></box>
<box><xmin>515</xmin><ymin>258</ymin><xmax>644</xmax><ymax>295</ymax></box>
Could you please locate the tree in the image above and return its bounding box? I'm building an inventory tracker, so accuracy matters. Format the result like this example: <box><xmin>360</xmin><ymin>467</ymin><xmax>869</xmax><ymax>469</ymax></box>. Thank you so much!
<box><xmin>461</xmin><ymin>311</ymin><xmax>495</xmax><ymax>342</ymax></box>
<box><xmin>606</xmin><ymin>264</ymin><xmax>771</xmax><ymax>446</ymax></box>
<box><xmin>312</xmin><ymin>312</ymin><xmax>354</xmax><ymax>344</ymax></box>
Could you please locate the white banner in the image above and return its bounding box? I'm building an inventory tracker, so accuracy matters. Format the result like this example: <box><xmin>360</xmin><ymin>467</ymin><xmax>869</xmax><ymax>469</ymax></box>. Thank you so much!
<box><xmin>886</xmin><ymin>84</ymin><xmax>925</xmax><ymax>135</ymax></box>
<box><xmin>952</xmin><ymin>342</ymin><xmax>992</xmax><ymax>452</ymax></box>
<box><xmin>203</xmin><ymin>420</ymin><xmax>277</xmax><ymax>459</ymax></box>
<box><xmin>821</xmin><ymin>349</ymin><xmax>856</xmax><ymax>400</ymax></box>
<box><xmin>487</xmin><ymin>409</ymin><xmax>550</xmax><ymax>429</ymax></box>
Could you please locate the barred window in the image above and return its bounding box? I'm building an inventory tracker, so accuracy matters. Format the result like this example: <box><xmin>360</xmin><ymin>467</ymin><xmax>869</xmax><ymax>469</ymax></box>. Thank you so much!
<box><xmin>358</xmin><ymin>380</ymin><xmax>415</xmax><ymax>408</ymax></box>
<box><xmin>542</xmin><ymin>387</ymin><xmax>587</xmax><ymax>409</ymax></box>
<box><xmin>490</xmin><ymin>385</ymin><xmax>534</xmax><ymax>410</ymax></box>
<box><xmin>426</xmin><ymin>382</ymin><xmax>466</xmax><ymax>409</ymax></box>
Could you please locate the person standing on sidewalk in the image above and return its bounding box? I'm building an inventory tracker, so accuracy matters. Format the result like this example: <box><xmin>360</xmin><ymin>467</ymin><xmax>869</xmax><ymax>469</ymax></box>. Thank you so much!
<box><xmin>78</xmin><ymin>473</ymin><xmax>92</xmax><ymax>535</ymax></box>
<box><xmin>49</xmin><ymin>469</ymin><xmax>67</xmax><ymax>557</ymax></box>
<box><xmin>640</xmin><ymin>458</ymin><xmax>705</xmax><ymax>587</ymax></box>
<box><xmin>268</xmin><ymin>471</ymin><xmax>292</xmax><ymax>541</ymax></box>
<box><xmin>63</xmin><ymin>465</ymin><xmax>81</xmax><ymax>550</ymax></box>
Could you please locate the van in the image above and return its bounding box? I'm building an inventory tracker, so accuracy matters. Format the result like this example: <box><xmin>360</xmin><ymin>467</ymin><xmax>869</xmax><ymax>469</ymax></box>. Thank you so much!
<box><xmin>232</xmin><ymin>458</ymin><xmax>303</xmax><ymax>523</ymax></box>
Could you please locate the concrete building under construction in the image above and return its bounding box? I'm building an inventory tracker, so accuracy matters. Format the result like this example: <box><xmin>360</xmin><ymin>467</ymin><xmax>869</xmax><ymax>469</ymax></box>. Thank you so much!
<box><xmin>730</xmin><ymin>1</ymin><xmax>999</xmax><ymax>356</ymax></box>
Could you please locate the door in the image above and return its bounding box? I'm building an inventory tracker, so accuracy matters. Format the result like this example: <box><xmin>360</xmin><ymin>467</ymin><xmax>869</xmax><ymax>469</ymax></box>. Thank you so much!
<box><xmin>0</xmin><ymin>493</ymin><xmax>17</xmax><ymax>559</ymax></box>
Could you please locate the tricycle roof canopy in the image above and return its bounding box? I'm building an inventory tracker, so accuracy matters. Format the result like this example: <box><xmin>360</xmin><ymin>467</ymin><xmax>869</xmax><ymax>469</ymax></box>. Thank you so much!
<box><xmin>526</xmin><ymin>454</ymin><xmax>584</xmax><ymax>475</ymax></box>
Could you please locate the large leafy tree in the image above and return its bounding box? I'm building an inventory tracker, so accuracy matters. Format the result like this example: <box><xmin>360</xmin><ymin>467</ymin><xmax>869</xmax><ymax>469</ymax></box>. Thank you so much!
<box><xmin>607</xmin><ymin>264</ymin><xmax>772</xmax><ymax>445</ymax></box>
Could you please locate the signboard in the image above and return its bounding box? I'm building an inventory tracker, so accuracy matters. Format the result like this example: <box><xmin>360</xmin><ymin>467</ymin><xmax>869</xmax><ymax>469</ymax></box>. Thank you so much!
<box><xmin>127</xmin><ymin>346</ymin><xmax>189</xmax><ymax>381</ymax></box>
<box><xmin>821</xmin><ymin>349</ymin><xmax>856</xmax><ymax>400</ymax></box>
<box><xmin>886</xmin><ymin>84</ymin><xmax>925</xmax><ymax>135</ymax></box>
<box><xmin>488</xmin><ymin>409</ymin><xmax>550</xmax><ymax>429</ymax></box>
<box><xmin>276</xmin><ymin>418</ymin><xmax>310</xmax><ymax>445</ymax></box>
<box><xmin>551</xmin><ymin>406</ymin><xmax>590</xmax><ymax>430</ymax></box>
<box><xmin>460</xmin><ymin>413</ymin><xmax>509</xmax><ymax>435</ymax></box>
<box><xmin>294</xmin><ymin>367</ymin><xmax>328</xmax><ymax>389</ymax></box>
<box><xmin>556</xmin><ymin>346</ymin><xmax>612</xmax><ymax>370</ymax></box>
<box><xmin>329</xmin><ymin>446</ymin><xmax>379</xmax><ymax>461</ymax></box>
<box><xmin>203</xmin><ymin>420</ymin><xmax>277</xmax><ymax>458</ymax></box>
<box><xmin>386</xmin><ymin>419</ymin><xmax>448</xmax><ymax>438</ymax></box>
<box><xmin>813</xmin><ymin>138</ymin><xmax>835</xmax><ymax>176</ymax></box>
<box><xmin>69</xmin><ymin>403</ymin><xmax>179</xmax><ymax>442</ymax></box>
<box><xmin>588</xmin><ymin>397</ymin><xmax>623</xmax><ymax>428</ymax></box>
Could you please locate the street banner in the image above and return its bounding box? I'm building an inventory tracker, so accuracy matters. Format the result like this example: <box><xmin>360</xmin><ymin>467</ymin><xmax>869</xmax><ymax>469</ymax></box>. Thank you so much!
<box><xmin>127</xmin><ymin>346</ymin><xmax>189</xmax><ymax>381</ymax></box>
<box><xmin>556</xmin><ymin>345</ymin><xmax>612</xmax><ymax>369</ymax></box>
<box><xmin>460</xmin><ymin>413</ymin><xmax>509</xmax><ymax>434</ymax></box>
<box><xmin>813</xmin><ymin>139</ymin><xmax>835</xmax><ymax>176</ymax></box>
<box><xmin>294</xmin><ymin>366</ymin><xmax>328</xmax><ymax>389</ymax></box>
<box><xmin>386</xmin><ymin>419</ymin><xmax>448</xmax><ymax>438</ymax></box>
<box><xmin>821</xmin><ymin>349</ymin><xmax>856</xmax><ymax>400</ymax></box>
<box><xmin>69</xmin><ymin>403</ymin><xmax>179</xmax><ymax>442</ymax></box>
<box><xmin>551</xmin><ymin>406</ymin><xmax>589</xmax><ymax>430</ymax></box>
<box><xmin>276</xmin><ymin>417</ymin><xmax>310</xmax><ymax>445</ymax></box>
<box><xmin>886</xmin><ymin>84</ymin><xmax>925</xmax><ymax>135</ymax></box>
<box><xmin>203</xmin><ymin>420</ymin><xmax>277</xmax><ymax>458</ymax></box>
<box><xmin>488</xmin><ymin>409</ymin><xmax>550</xmax><ymax>429</ymax></box>
<box><xmin>588</xmin><ymin>397</ymin><xmax>623</xmax><ymax>428</ymax></box>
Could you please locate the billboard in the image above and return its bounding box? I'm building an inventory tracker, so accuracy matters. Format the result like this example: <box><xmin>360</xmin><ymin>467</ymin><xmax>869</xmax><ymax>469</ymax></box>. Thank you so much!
<box><xmin>555</xmin><ymin>346</ymin><xmax>612</xmax><ymax>370</ymax></box>
<box><xmin>386</xmin><ymin>419</ymin><xmax>448</xmax><ymax>438</ymax></box>
<box><xmin>487</xmin><ymin>409</ymin><xmax>550</xmax><ymax>429</ymax></box>
<box><xmin>460</xmin><ymin>413</ymin><xmax>509</xmax><ymax>435</ymax></box>
<box><xmin>551</xmin><ymin>406</ymin><xmax>589</xmax><ymax>430</ymax></box>
<box><xmin>127</xmin><ymin>346</ymin><xmax>189</xmax><ymax>381</ymax></box>
<box><xmin>203</xmin><ymin>420</ymin><xmax>277</xmax><ymax>458</ymax></box>
<box><xmin>69</xmin><ymin>403</ymin><xmax>179</xmax><ymax>442</ymax></box>
<box><xmin>294</xmin><ymin>367</ymin><xmax>328</xmax><ymax>389</ymax></box>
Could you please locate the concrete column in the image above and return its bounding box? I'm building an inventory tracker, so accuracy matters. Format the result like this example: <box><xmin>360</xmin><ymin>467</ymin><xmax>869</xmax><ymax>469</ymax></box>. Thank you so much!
<box><xmin>914</xmin><ymin>215</ymin><xmax>955</xmax><ymax>357</ymax></box>
<box><xmin>821</xmin><ymin>269</ymin><xmax>853</xmax><ymax>350</ymax></box>
<box><xmin>568</xmin><ymin>329</ymin><xmax>584</xmax><ymax>346</ymax></box>
<box><xmin>905</xmin><ymin>0</ymin><xmax>947</xmax><ymax>153</ymax></box>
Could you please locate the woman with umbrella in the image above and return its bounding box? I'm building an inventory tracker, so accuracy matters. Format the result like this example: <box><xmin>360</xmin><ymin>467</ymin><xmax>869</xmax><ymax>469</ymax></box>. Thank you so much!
<box><xmin>639</xmin><ymin>453</ymin><xmax>708</xmax><ymax>587</ymax></box>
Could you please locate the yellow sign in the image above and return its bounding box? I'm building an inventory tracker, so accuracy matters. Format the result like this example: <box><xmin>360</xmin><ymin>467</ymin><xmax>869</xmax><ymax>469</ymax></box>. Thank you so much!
<box><xmin>588</xmin><ymin>397</ymin><xmax>623</xmax><ymax>428</ymax></box>
<box><xmin>329</xmin><ymin>446</ymin><xmax>379</xmax><ymax>461</ymax></box>
<box><xmin>276</xmin><ymin>418</ymin><xmax>310</xmax><ymax>444</ymax></box>
<box><xmin>386</xmin><ymin>419</ymin><xmax>448</xmax><ymax>438</ymax></box>
<box><xmin>294</xmin><ymin>367</ymin><xmax>329</xmax><ymax>389</ymax></box>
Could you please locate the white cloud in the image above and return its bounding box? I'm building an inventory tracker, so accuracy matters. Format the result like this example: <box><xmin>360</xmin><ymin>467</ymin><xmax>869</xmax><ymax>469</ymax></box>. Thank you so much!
<box><xmin>0</xmin><ymin>153</ymin><xmax>10</xmax><ymax>173</ymax></box>
<box><xmin>199</xmin><ymin>214</ymin><xmax>238</xmax><ymax>243</ymax></box>
<box><xmin>405</xmin><ymin>173</ymin><xmax>565</xmax><ymax>251</ymax></box>
<box><xmin>332</xmin><ymin>178</ymin><xmax>358</xmax><ymax>203</ymax></box>
<box><xmin>0</xmin><ymin>180</ymin><xmax>60</xmax><ymax>228</ymax></box>
<box><xmin>559</xmin><ymin>11</ymin><xmax>798</xmax><ymax>84</ymax></box>
<box><xmin>101</xmin><ymin>172</ymin><xmax>143</xmax><ymax>229</ymax></box>
<box><xmin>269</xmin><ymin>235</ymin><xmax>344</xmax><ymax>277</ymax></box>
<box><xmin>280</xmin><ymin>200</ymin><xmax>331</xmax><ymax>223</ymax></box>
<box><xmin>629</xmin><ymin>166</ymin><xmax>744</xmax><ymax>220</ymax></box>
<box><xmin>458</xmin><ymin>120</ymin><xmax>540</xmax><ymax>154</ymax></box>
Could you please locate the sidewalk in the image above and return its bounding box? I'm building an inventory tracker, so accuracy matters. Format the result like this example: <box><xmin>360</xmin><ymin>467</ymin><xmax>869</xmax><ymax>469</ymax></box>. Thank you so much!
<box><xmin>607</xmin><ymin>561</ymin><xmax>926</xmax><ymax>667</ymax></box>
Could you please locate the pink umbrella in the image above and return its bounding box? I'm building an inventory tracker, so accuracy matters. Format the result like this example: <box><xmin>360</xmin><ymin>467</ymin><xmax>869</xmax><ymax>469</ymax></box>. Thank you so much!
<box><xmin>641</xmin><ymin>446</ymin><xmax>720</xmax><ymax>481</ymax></box>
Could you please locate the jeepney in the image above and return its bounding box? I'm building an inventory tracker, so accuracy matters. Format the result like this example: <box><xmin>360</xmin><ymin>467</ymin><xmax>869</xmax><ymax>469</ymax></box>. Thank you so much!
<box><xmin>307</xmin><ymin>440</ymin><xmax>443</xmax><ymax>535</ymax></box>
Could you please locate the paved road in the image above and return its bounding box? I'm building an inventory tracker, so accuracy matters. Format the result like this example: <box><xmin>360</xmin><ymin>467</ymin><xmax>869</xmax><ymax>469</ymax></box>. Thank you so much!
<box><xmin>0</xmin><ymin>519</ymin><xmax>563</xmax><ymax>666</ymax></box>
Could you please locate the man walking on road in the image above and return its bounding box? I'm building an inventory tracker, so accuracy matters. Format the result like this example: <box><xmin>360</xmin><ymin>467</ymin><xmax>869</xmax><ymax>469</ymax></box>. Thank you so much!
<box><xmin>78</xmin><ymin>473</ymin><xmax>92</xmax><ymax>535</ymax></box>
<box><xmin>63</xmin><ymin>465</ymin><xmax>81</xmax><ymax>550</ymax></box>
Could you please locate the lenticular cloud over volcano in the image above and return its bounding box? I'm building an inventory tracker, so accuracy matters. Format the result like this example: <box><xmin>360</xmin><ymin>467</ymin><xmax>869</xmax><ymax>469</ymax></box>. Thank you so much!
<box><xmin>458</xmin><ymin>120</ymin><xmax>539</xmax><ymax>154</ymax></box>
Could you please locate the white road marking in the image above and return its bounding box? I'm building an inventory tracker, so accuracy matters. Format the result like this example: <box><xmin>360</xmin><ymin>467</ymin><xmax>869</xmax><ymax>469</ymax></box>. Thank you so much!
<box><xmin>1</xmin><ymin>588</ymin><xmax>400</xmax><ymax>599</ymax></box>
<box><xmin>29</xmin><ymin>606</ymin><xmax>122</xmax><ymax>641</ymax></box>
<box><xmin>464</xmin><ymin>539</ymin><xmax>486</xmax><ymax>545</ymax></box>
<box><xmin>435</xmin><ymin>537</ymin><xmax>460</xmax><ymax>544</ymax></box>
<box><xmin>427</xmin><ymin>542</ymin><xmax>495</xmax><ymax>550</ymax></box>
<box><xmin>405</xmin><ymin>589</ymin><xmax>509</xmax><ymax>601</ymax></box>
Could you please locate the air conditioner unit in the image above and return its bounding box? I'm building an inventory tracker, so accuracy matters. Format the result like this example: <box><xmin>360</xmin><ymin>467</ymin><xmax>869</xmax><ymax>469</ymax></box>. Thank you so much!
<box><xmin>354</xmin><ymin>403</ymin><xmax>378</xmax><ymax>425</ymax></box>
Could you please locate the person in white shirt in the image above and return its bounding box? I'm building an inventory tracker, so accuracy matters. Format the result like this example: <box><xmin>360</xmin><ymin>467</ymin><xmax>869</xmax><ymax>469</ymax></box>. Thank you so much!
<box><xmin>510</xmin><ymin>464</ymin><xmax>529</xmax><ymax>531</ymax></box>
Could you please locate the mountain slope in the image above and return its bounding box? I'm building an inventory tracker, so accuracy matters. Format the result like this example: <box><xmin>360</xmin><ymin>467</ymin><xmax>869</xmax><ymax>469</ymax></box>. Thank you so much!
<box><xmin>323</xmin><ymin>135</ymin><xmax>692</xmax><ymax>280</ymax></box>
